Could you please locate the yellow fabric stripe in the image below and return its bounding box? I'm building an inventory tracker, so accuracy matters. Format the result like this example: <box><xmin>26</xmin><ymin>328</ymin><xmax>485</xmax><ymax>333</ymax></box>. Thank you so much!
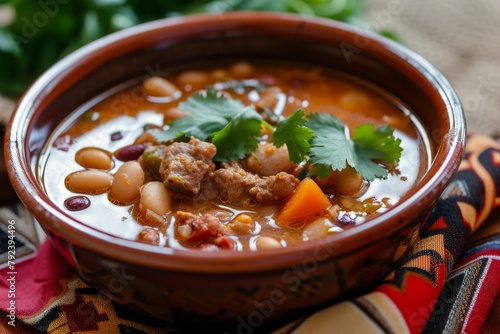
<box><xmin>287</xmin><ymin>301</ymin><xmax>385</xmax><ymax>334</ymax></box>
<box><xmin>281</xmin><ymin>292</ymin><xmax>410</xmax><ymax>334</ymax></box>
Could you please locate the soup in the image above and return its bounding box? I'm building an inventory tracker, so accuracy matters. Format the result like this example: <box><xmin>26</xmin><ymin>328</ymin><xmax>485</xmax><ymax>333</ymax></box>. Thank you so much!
<box><xmin>38</xmin><ymin>61</ymin><xmax>431</xmax><ymax>251</ymax></box>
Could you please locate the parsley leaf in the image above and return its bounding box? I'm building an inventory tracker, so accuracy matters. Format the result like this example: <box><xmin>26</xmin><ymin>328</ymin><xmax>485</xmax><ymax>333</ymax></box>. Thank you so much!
<box><xmin>307</xmin><ymin>113</ymin><xmax>401</xmax><ymax>181</ymax></box>
<box><xmin>272</xmin><ymin>109</ymin><xmax>314</xmax><ymax>163</ymax></box>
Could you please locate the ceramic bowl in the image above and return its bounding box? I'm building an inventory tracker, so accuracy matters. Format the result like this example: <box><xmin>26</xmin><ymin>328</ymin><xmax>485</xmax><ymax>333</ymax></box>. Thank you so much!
<box><xmin>5</xmin><ymin>12</ymin><xmax>465</xmax><ymax>331</ymax></box>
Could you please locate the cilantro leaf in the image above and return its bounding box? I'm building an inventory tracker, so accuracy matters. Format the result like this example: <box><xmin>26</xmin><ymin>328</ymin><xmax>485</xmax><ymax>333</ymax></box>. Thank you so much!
<box><xmin>352</xmin><ymin>124</ymin><xmax>403</xmax><ymax>162</ymax></box>
<box><xmin>179</xmin><ymin>89</ymin><xmax>248</xmax><ymax>119</ymax></box>
<box><xmin>212</xmin><ymin>108</ymin><xmax>262</xmax><ymax>161</ymax></box>
<box><xmin>351</xmin><ymin>124</ymin><xmax>402</xmax><ymax>180</ymax></box>
<box><xmin>154</xmin><ymin>90</ymin><xmax>250</xmax><ymax>142</ymax></box>
<box><xmin>154</xmin><ymin>89</ymin><xmax>264</xmax><ymax>161</ymax></box>
<box><xmin>155</xmin><ymin>91</ymin><xmax>403</xmax><ymax>181</ymax></box>
<box><xmin>307</xmin><ymin>113</ymin><xmax>353</xmax><ymax>178</ymax></box>
<box><xmin>155</xmin><ymin>109</ymin><xmax>227</xmax><ymax>142</ymax></box>
<box><xmin>272</xmin><ymin>109</ymin><xmax>314</xmax><ymax>163</ymax></box>
<box><xmin>306</xmin><ymin>112</ymin><xmax>346</xmax><ymax>136</ymax></box>
<box><xmin>306</xmin><ymin>113</ymin><xmax>401</xmax><ymax>181</ymax></box>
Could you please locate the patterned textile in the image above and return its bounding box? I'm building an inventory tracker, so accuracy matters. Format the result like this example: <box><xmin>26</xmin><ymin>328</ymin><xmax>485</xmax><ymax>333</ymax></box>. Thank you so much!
<box><xmin>273</xmin><ymin>134</ymin><xmax>500</xmax><ymax>334</ymax></box>
<box><xmin>1</xmin><ymin>133</ymin><xmax>500</xmax><ymax>333</ymax></box>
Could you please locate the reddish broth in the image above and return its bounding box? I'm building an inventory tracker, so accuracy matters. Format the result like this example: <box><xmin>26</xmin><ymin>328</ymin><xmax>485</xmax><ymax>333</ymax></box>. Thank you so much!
<box><xmin>39</xmin><ymin>61</ymin><xmax>432</xmax><ymax>251</ymax></box>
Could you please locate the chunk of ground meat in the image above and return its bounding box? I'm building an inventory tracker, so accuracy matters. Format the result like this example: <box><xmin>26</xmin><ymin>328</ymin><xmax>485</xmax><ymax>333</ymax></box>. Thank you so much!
<box><xmin>136</xmin><ymin>228</ymin><xmax>161</xmax><ymax>245</ymax></box>
<box><xmin>211</xmin><ymin>162</ymin><xmax>299</xmax><ymax>205</ymax></box>
<box><xmin>160</xmin><ymin>137</ymin><xmax>216</xmax><ymax>197</ymax></box>
<box><xmin>198</xmin><ymin>167</ymin><xmax>219</xmax><ymax>200</ymax></box>
<box><xmin>249</xmin><ymin>172</ymin><xmax>300</xmax><ymax>203</ymax></box>
<box><xmin>213</xmin><ymin>163</ymin><xmax>259</xmax><ymax>203</ymax></box>
<box><xmin>176</xmin><ymin>211</ymin><xmax>227</xmax><ymax>243</ymax></box>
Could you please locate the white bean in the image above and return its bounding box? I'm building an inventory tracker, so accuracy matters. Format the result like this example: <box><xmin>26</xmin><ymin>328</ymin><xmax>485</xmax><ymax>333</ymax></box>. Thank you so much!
<box><xmin>303</xmin><ymin>218</ymin><xmax>333</xmax><ymax>240</ymax></box>
<box><xmin>255</xmin><ymin>236</ymin><xmax>282</xmax><ymax>250</ymax></box>
<box><xmin>177</xmin><ymin>70</ymin><xmax>210</xmax><ymax>87</ymax></box>
<box><xmin>75</xmin><ymin>147</ymin><xmax>113</xmax><ymax>170</ymax></box>
<box><xmin>109</xmin><ymin>161</ymin><xmax>145</xmax><ymax>205</ymax></box>
<box><xmin>245</xmin><ymin>143</ymin><xmax>297</xmax><ymax>176</ymax></box>
<box><xmin>340</xmin><ymin>90</ymin><xmax>370</xmax><ymax>110</ymax></box>
<box><xmin>178</xmin><ymin>224</ymin><xmax>192</xmax><ymax>238</ymax></box>
<box><xmin>164</xmin><ymin>107</ymin><xmax>189</xmax><ymax>120</ymax></box>
<box><xmin>139</xmin><ymin>181</ymin><xmax>171</xmax><ymax>216</ymax></box>
<box><xmin>230</xmin><ymin>62</ymin><xmax>254</xmax><ymax>77</ymax></box>
<box><xmin>255</xmin><ymin>86</ymin><xmax>281</xmax><ymax>111</ymax></box>
<box><xmin>334</xmin><ymin>166</ymin><xmax>364</xmax><ymax>196</ymax></box>
<box><xmin>143</xmin><ymin>76</ymin><xmax>179</xmax><ymax>97</ymax></box>
<box><xmin>211</xmin><ymin>69</ymin><xmax>228</xmax><ymax>81</ymax></box>
<box><xmin>65</xmin><ymin>170</ymin><xmax>113</xmax><ymax>194</ymax></box>
<box><xmin>228</xmin><ymin>214</ymin><xmax>254</xmax><ymax>234</ymax></box>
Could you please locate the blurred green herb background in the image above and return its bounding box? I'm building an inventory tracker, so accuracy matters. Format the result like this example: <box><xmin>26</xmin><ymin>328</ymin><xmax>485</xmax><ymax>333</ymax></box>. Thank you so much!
<box><xmin>0</xmin><ymin>0</ymin><xmax>396</xmax><ymax>96</ymax></box>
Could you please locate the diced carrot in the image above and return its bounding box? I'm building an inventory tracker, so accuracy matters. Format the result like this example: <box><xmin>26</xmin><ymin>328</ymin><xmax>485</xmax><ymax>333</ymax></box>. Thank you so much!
<box><xmin>275</xmin><ymin>177</ymin><xmax>331</xmax><ymax>225</ymax></box>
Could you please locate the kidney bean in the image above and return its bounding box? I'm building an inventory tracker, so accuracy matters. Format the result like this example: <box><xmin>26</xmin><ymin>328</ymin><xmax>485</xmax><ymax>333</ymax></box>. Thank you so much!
<box><xmin>64</xmin><ymin>196</ymin><xmax>91</xmax><ymax>211</ymax></box>
<box><xmin>110</xmin><ymin>131</ymin><xmax>123</xmax><ymax>141</ymax></box>
<box><xmin>114</xmin><ymin>143</ymin><xmax>147</xmax><ymax>162</ymax></box>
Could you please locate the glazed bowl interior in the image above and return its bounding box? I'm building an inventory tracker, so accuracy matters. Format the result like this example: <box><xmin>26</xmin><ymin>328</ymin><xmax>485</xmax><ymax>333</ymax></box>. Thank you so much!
<box><xmin>6</xmin><ymin>13</ymin><xmax>464</xmax><ymax>275</ymax></box>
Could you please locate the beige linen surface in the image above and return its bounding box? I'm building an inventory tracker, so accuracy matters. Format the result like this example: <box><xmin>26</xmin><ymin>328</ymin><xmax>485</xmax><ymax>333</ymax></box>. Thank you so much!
<box><xmin>365</xmin><ymin>0</ymin><xmax>500</xmax><ymax>137</ymax></box>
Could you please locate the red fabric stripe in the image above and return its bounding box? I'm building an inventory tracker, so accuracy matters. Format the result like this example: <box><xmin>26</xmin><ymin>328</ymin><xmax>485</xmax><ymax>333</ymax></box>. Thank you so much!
<box><xmin>0</xmin><ymin>241</ymin><xmax>75</xmax><ymax>317</ymax></box>
<box><xmin>376</xmin><ymin>264</ymin><xmax>448</xmax><ymax>333</ymax></box>
<box><xmin>460</xmin><ymin>256</ymin><xmax>500</xmax><ymax>333</ymax></box>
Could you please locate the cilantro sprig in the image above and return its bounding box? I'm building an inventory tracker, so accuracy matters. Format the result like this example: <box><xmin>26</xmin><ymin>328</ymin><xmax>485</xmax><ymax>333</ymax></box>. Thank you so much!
<box><xmin>155</xmin><ymin>91</ymin><xmax>403</xmax><ymax>181</ymax></box>
<box><xmin>307</xmin><ymin>114</ymin><xmax>402</xmax><ymax>180</ymax></box>
<box><xmin>155</xmin><ymin>90</ymin><xmax>267</xmax><ymax>161</ymax></box>
<box><xmin>272</xmin><ymin>109</ymin><xmax>314</xmax><ymax>163</ymax></box>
